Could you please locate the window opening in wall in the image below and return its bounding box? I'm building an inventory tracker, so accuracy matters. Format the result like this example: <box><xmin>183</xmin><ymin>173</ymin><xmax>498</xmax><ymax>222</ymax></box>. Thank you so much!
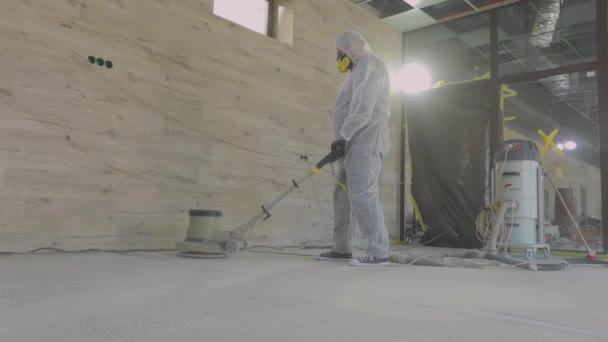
<box><xmin>213</xmin><ymin>0</ymin><xmax>269</xmax><ymax>35</ymax></box>
<box><xmin>213</xmin><ymin>0</ymin><xmax>294</xmax><ymax>45</ymax></box>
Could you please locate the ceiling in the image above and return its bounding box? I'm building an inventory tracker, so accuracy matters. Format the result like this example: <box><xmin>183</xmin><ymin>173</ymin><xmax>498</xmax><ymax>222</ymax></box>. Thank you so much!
<box><xmin>351</xmin><ymin>0</ymin><xmax>522</xmax><ymax>32</ymax></box>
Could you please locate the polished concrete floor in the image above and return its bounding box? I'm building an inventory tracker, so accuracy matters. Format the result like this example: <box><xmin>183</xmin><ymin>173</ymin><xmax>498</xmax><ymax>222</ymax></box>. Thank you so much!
<box><xmin>1</xmin><ymin>249</ymin><xmax>608</xmax><ymax>342</ymax></box>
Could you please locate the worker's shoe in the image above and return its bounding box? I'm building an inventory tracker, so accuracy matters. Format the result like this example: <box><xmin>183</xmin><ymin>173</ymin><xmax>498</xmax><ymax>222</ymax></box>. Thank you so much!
<box><xmin>315</xmin><ymin>251</ymin><xmax>352</xmax><ymax>261</ymax></box>
<box><xmin>350</xmin><ymin>255</ymin><xmax>390</xmax><ymax>267</ymax></box>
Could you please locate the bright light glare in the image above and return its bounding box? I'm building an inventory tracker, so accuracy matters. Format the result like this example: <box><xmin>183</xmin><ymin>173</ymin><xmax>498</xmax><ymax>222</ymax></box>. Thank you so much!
<box><xmin>213</xmin><ymin>0</ymin><xmax>268</xmax><ymax>35</ymax></box>
<box><xmin>564</xmin><ymin>141</ymin><xmax>577</xmax><ymax>150</ymax></box>
<box><xmin>556</xmin><ymin>143</ymin><xmax>564</xmax><ymax>150</ymax></box>
<box><xmin>394</xmin><ymin>63</ymin><xmax>431</xmax><ymax>94</ymax></box>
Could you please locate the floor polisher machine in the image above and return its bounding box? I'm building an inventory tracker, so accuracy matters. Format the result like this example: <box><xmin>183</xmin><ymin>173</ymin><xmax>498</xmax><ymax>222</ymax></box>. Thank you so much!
<box><xmin>177</xmin><ymin>145</ymin><xmax>345</xmax><ymax>258</ymax></box>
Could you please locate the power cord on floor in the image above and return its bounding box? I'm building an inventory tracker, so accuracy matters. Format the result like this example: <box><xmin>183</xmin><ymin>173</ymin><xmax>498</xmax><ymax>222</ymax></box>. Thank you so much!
<box><xmin>570</xmin><ymin>264</ymin><xmax>608</xmax><ymax>268</ymax></box>
<box><xmin>0</xmin><ymin>247</ymin><xmax>178</xmax><ymax>255</ymax></box>
<box><xmin>246</xmin><ymin>250</ymin><xmax>317</xmax><ymax>257</ymax></box>
<box><xmin>406</xmin><ymin>231</ymin><xmax>450</xmax><ymax>248</ymax></box>
<box><xmin>247</xmin><ymin>245</ymin><xmax>332</xmax><ymax>251</ymax></box>
<box><xmin>246</xmin><ymin>245</ymin><xmax>333</xmax><ymax>257</ymax></box>
<box><xmin>390</xmin><ymin>254</ymin><xmax>500</xmax><ymax>269</ymax></box>
<box><xmin>252</xmin><ymin>248</ymin><xmax>557</xmax><ymax>270</ymax></box>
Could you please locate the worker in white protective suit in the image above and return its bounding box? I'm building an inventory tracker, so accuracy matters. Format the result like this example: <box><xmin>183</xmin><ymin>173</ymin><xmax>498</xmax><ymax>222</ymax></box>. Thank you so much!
<box><xmin>316</xmin><ymin>31</ymin><xmax>391</xmax><ymax>267</ymax></box>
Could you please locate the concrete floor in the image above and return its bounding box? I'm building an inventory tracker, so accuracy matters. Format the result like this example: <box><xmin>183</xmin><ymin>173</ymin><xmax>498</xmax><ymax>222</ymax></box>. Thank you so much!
<box><xmin>2</xmin><ymin>249</ymin><xmax>608</xmax><ymax>342</ymax></box>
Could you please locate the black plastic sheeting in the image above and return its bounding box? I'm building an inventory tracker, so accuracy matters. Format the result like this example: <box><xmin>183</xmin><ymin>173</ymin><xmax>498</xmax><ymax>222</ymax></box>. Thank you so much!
<box><xmin>406</xmin><ymin>84</ymin><xmax>492</xmax><ymax>249</ymax></box>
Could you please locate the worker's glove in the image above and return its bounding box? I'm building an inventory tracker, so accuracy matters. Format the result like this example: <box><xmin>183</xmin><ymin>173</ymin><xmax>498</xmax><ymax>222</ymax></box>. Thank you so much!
<box><xmin>331</xmin><ymin>139</ymin><xmax>346</xmax><ymax>157</ymax></box>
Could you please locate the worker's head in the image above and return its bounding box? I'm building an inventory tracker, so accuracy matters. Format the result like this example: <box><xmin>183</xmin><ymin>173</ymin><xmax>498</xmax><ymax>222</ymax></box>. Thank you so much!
<box><xmin>335</xmin><ymin>31</ymin><xmax>372</xmax><ymax>72</ymax></box>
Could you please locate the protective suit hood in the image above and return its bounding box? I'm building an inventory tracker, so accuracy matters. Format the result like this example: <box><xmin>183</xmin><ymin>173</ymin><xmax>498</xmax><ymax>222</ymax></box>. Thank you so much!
<box><xmin>336</xmin><ymin>31</ymin><xmax>372</xmax><ymax>64</ymax></box>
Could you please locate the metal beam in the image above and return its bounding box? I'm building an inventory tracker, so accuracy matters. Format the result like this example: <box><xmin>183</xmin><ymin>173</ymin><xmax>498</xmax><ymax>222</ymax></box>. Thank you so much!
<box><xmin>596</xmin><ymin>0</ymin><xmax>608</xmax><ymax>253</ymax></box>
<box><xmin>496</xmin><ymin>61</ymin><xmax>598</xmax><ymax>84</ymax></box>
<box><xmin>435</xmin><ymin>0</ymin><xmax>519</xmax><ymax>22</ymax></box>
<box><xmin>465</xmin><ymin>0</ymin><xmax>480</xmax><ymax>12</ymax></box>
<box><xmin>490</xmin><ymin>10</ymin><xmax>498</xmax><ymax>80</ymax></box>
<box><xmin>400</xmin><ymin>31</ymin><xmax>407</xmax><ymax>242</ymax></box>
<box><xmin>490</xmin><ymin>10</ymin><xmax>501</xmax><ymax>170</ymax></box>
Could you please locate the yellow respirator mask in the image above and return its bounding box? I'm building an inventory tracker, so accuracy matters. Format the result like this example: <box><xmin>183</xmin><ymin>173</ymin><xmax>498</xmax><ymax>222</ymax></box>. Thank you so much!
<box><xmin>336</xmin><ymin>52</ymin><xmax>353</xmax><ymax>73</ymax></box>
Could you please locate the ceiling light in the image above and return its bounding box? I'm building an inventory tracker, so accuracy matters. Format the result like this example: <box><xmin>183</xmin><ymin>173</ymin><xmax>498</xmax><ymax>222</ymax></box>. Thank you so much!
<box><xmin>394</xmin><ymin>63</ymin><xmax>431</xmax><ymax>94</ymax></box>
<box><xmin>556</xmin><ymin>143</ymin><xmax>564</xmax><ymax>150</ymax></box>
<box><xmin>564</xmin><ymin>141</ymin><xmax>577</xmax><ymax>150</ymax></box>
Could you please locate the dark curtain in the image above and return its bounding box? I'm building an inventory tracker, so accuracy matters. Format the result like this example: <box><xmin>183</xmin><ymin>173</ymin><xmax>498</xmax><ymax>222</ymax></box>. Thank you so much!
<box><xmin>406</xmin><ymin>84</ymin><xmax>492</xmax><ymax>248</ymax></box>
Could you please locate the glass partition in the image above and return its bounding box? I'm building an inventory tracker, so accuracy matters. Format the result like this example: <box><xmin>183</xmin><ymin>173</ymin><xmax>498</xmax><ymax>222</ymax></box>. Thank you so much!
<box><xmin>497</xmin><ymin>0</ymin><xmax>597</xmax><ymax>77</ymax></box>
<box><xmin>503</xmin><ymin>71</ymin><xmax>602</xmax><ymax>252</ymax></box>
<box><xmin>406</xmin><ymin>14</ymin><xmax>490</xmax><ymax>84</ymax></box>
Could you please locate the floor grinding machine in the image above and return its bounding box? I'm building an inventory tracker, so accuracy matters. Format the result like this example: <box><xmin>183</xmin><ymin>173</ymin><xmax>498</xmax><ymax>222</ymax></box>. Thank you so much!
<box><xmin>177</xmin><ymin>146</ymin><xmax>345</xmax><ymax>258</ymax></box>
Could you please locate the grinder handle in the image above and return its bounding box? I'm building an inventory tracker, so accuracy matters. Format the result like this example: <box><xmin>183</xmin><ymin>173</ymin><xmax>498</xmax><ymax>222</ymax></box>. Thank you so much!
<box><xmin>315</xmin><ymin>146</ymin><xmax>345</xmax><ymax>170</ymax></box>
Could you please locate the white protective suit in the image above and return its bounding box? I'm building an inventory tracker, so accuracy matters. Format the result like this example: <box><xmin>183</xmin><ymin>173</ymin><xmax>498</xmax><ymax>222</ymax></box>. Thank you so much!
<box><xmin>332</xmin><ymin>32</ymin><xmax>391</xmax><ymax>259</ymax></box>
